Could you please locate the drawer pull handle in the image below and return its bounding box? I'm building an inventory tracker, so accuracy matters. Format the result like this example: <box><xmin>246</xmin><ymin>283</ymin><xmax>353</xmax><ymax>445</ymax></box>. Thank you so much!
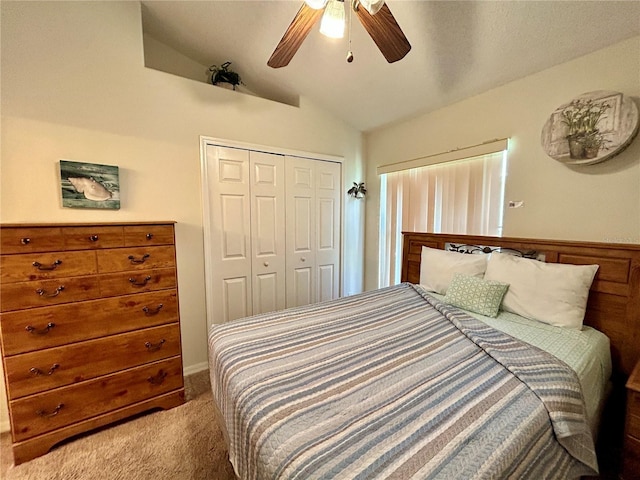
<box><xmin>128</xmin><ymin>253</ymin><xmax>150</xmax><ymax>264</ymax></box>
<box><xmin>142</xmin><ymin>304</ymin><xmax>164</xmax><ymax>315</ymax></box>
<box><xmin>129</xmin><ymin>275</ymin><xmax>152</xmax><ymax>287</ymax></box>
<box><xmin>26</xmin><ymin>322</ymin><xmax>56</xmax><ymax>335</ymax></box>
<box><xmin>32</xmin><ymin>260</ymin><xmax>63</xmax><ymax>271</ymax></box>
<box><xmin>36</xmin><ymin>403</ymin><xmax>64</xmax><ymax>418</ymax></box>
<box><xmin>147</xmin><ymin>370</ymin><xmax>167</xmax><ymax>385</ymax></box>
<box><xmin>21</xmin><ymin>237</ymin><xmax>31</xmax><ymax>245</ymax></box>
<box><xmin>145</xmin><ymin>339</ymin><xmax>166</xmax><ymax>352</ymax></box>
<box><xmin>30</xmin><ymin>364</ymin><xmax>60</xmax><ymax>376</ymax></box>
<box><xmin>89</xmin><ymin>235</ymin><xmax>99</xmax><ymax>242</ymax></box>
<box><xmin>35</xmin><ymin>286</ymin><xmax>65</xmax><ymax>297</ymax></box>
<box><xmin>146</xmin><ymin>233</ymin><xmax>154</xmax><ymax>240</ymax></box>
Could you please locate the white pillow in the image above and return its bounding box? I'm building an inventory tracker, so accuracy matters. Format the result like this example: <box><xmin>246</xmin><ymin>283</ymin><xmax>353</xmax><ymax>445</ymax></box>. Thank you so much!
<box><xmin>484</xmin><ymin>252</ymin><xmax>598</xmax><ymax>329</ymax></box>
<box><xmin>419</xmin><ymin>246</ymin><xmax>488</xmax><ymax>294</ymax></box>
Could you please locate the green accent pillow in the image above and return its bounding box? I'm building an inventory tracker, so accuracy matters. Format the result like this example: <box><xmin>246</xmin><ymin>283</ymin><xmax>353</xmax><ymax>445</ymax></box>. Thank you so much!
<box><xmin>444</xmin><ymin>273</ymin><xmax>509</xmax><ymax>318</ymax></box>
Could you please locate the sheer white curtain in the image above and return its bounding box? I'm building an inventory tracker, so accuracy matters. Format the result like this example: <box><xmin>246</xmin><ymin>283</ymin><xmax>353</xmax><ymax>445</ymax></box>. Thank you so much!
<box><xmin>379</xmin><ymin>150</ymin><xmax>507</xmax><ymax>287</ymax></box>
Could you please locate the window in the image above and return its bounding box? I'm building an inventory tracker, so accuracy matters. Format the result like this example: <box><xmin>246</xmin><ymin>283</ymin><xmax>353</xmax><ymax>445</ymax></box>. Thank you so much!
<box><xmin>378</xmin><ymin>142</ymin><xmax>508</xmax><ymax>287</ymax></box>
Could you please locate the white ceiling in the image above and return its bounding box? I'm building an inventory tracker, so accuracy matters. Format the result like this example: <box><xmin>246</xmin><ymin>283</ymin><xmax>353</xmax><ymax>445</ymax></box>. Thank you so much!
<box><xmin>141</xmin><ymin>0</ymin><xmax>640</xmax><ymax>133</ymax></box>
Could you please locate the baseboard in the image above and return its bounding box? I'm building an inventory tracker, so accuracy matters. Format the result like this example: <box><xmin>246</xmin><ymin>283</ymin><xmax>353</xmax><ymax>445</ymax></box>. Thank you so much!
<box><xmin>183</xmin><ymin>361</ymin><xmax>208</xmax><ymax>377</ymax></box>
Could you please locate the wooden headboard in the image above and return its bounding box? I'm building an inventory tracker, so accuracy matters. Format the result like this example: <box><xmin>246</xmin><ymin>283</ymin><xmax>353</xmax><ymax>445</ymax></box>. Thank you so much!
<box><xmin>401</xmin><ymin>232</ymin><xmax>640</xmax><ymax>381</ymax></box>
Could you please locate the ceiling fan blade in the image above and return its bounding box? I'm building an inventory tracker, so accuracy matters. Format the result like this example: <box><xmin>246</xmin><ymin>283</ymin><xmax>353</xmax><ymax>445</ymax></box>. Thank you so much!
<box><xmin>354</xmin><ymin>2</ymin><xmax>411</xmax><ymax>63</ymax></box>
<box><xmin>268</xmin><ymin>4</ymin><xmax>324</xmax><ymax>68</ymax></box>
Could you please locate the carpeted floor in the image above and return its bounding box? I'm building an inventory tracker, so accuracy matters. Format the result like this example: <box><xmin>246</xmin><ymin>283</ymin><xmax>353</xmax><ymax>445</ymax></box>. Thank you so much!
<box><xmin>0</xmin><ymin>371</ymin><xmax>236</xmax><ymax>480</ymax></box>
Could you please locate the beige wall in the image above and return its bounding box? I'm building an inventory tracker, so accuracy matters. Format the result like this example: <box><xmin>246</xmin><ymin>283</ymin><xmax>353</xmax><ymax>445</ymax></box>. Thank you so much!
<box><xmin>143</xmin><ymin>33</ymin><xmax>211</xmax><ymax>86</ymax></box>
<box><xmin>0</xmin><ymin>2</ymin><xmax>365</xmax><ymax>431</ymax></box>
<box><xmin>364</xmin><ymin>36</ymin><xmax>640</xmax><ymax>291</ymax></box>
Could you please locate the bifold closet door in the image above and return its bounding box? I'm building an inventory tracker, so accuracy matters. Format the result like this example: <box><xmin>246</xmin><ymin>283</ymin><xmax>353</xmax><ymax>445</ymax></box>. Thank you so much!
<box><xmin>285</xmin><ymin>157</ymin><xmax>341</xmax><ymax>308</ymax></box>
<box><xmin>250</xmin><ymin>151</ymin><xmax>286</xmax><ymax>315</ymax></box>
<box><xmin>204</xmin><ymin>142</ymin><xmax>340</xmax><ymax>324</ymax></box>
<box><xmin>205</xmin><ymin>146</ymin><xmax>286</xmax><ymax>324</ymax></box>
<box><xmin>315</xmin><ymin>160</ymin><xmax>341</xmax><ymax>302</ymax></box>
<box><xmin>206</xmin><ymin>146</ymin><xmax>253</xmax><ymax>324</ymax></box>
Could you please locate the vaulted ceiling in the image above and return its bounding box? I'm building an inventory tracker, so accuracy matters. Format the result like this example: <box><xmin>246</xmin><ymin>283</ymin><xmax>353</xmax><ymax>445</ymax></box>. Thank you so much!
<box><xmin>141</xmin><ymin>1</ymin><xmax>640</xmax><ymax>132</ymax></box>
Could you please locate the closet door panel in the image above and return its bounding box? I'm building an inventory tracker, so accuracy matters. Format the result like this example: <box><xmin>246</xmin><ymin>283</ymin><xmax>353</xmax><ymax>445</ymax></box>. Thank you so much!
<box><xmin>222</xmin><ymin>277</ymin><xmax>250</xmax><ymax>322</ymax></box>
<box><xmin>318</xmin><ymin>264</ymin><xmax>335</xmax><ymax>303</ymax></box>
<box><xmin>315</xmin><ymin>161</ymin><xmax>341</xmax><ymax>302</ymax></box>
<box><xmin>254</xmin><ymin>273</ymin><xmax>278</xmax><ymax>314</ymax></box>
<box><xmin>250</xmin><ymin>152</ymin><xmax>285</xmax><ymax>315</ymax></box>
<box><xmin>292</xmin><ymin>267</ymin><xmax>313</xmax><ymax>307</ymax></box>
<box><xmin>289</xmin><ymin>196</ymin><xmax>314</xmax><ymax>308</ymax></box>
<box><xmin>206</xmin><ymin>146</ymin><xmax>252</xmax><ymax>323</ymax></box>
<box><xmin>220</xmin><ymin>195</ymin><xmax>248</xmax><ymax>259</ymax></box>
<box><xmin>286</xmin><ymin>158</ymin><xmax>317</xmax><ymax>308</ymax></box>
<box><xmin>293</xmin><ymin>197</ymin><xmax>313</xmax><ymax>253</ymax></box>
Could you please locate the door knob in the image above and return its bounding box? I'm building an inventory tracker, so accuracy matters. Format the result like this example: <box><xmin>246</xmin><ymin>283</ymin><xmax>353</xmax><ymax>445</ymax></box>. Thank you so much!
<box><xmin>263</xmin><ymin>261</ymin><xmax>269</xmax><ymax>267</ymax></box>
<box><xmin>301</xmin><ymin>257</ymin><xmax>306</xmax><ymax>262</ymax></box>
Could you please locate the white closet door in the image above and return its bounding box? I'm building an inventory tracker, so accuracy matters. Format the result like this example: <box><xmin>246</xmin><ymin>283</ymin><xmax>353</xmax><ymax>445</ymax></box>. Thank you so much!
<box><xmin>250</xmin><ymin>151</ymin><xmax>286</xmax><ymax>315</ymax></box>
<box><xmin>315</xmin><ymin>160</ymin><xmax>341</xmax><ymax>302</ymax></box>
<box><xmin>206</xmin><ymin>146</ymin><xmax>252</xmax><ymax>323</ymax></box>
<box><xmin>285</xmin><ymin>157</ymin><xmax>341</xmax><ymax>307</ymax></box>
<box><xmin>202</xmin><ymin>139</ymin><xmax>343</xmax><ymax>326</ymax></box>
<box><xmin>285</xmin><ymin>157</ymin><xmax>316</xmax><ymax>308</ymax></box>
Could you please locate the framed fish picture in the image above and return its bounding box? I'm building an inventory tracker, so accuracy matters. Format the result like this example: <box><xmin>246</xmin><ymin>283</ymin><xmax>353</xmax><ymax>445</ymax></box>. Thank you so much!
<box><xmin>60</xmin><ymin>160</ymin><xmax>120</xmax><ymax>209</ymax></box>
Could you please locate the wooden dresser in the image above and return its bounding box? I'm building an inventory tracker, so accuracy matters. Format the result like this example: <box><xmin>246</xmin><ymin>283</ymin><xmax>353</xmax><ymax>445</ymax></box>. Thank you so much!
<box><xmin>623</xmin><ymin>360</ymin><xmax>640</xmax><ymax>479</ymax></box>
<box><xmin>0</xmin><ymin>222</ymin><xmax>185</xmax><ymax>464</ymax></box>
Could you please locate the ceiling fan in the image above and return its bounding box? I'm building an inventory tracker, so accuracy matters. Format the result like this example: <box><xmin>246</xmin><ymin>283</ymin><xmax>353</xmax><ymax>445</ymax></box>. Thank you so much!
<box><xmin>267</xmin><ymin>0</ymin><xmax>411</xmax><ymax>68</ymax></box>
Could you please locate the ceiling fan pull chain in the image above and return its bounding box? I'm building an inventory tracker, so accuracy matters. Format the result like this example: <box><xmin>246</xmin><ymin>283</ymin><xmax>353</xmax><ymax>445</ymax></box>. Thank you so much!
<box><xmin>347</xmin><ymin>0</ymin><xmax>354</xmax><ymax>62</ymax></box>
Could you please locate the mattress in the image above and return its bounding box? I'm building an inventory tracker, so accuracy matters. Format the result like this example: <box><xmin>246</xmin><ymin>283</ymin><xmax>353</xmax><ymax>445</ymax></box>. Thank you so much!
<box><xmin>209</xmin><ymin>283</ymin><xmax>600</xmax><ymax>479</ymax></box>
<box><xmin>426</xmin><ymin>288</ymin><xmax>612</xmax><ymax>434</ymax></box>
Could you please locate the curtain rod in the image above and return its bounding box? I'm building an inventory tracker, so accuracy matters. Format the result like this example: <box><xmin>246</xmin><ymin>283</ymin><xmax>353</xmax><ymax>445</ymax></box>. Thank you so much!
<box><xmin>377</xmin><ymin>138</ymin><xmax>509</xmax><ymax>175</ymax></box>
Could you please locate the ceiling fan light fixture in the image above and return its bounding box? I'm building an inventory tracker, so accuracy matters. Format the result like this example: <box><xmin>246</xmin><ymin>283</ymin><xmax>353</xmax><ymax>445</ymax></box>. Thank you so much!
<box><xmin>319</xmin><ymin>0</ymin><xmax>346</xmax><ymax>39</ymax></box>
<box><xmin>304</xmin><ymin>0</ymin><xmax>328</xmax><ymax>9</ymax></box>
<box><xmin>267</xmin><ymin>0</ymin><xmax>410</xmax><ymax>68</ymax></box>
<box><xmin>359</xmin><ymin>0</ymin><xmax>385</xmax><ymax>15</ymax></box>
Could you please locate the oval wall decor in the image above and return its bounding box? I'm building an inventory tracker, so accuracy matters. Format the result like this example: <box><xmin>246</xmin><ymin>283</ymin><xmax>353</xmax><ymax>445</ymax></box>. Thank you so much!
<box><xmin>541</xmin><ymin>90</ymin><xmax>639</xmax><ymax>165</ymax></box>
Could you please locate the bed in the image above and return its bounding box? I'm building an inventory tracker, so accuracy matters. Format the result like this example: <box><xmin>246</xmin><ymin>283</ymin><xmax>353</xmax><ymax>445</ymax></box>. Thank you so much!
<box><xmin>208</xmin><ymin>233</ymin><xmax>640</xmax><ymax>479</ymax></box>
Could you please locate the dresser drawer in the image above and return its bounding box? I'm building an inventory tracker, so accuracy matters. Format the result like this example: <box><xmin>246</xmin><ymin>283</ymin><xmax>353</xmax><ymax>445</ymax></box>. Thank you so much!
<box><xmin>629</xmin><ymin>390</ymin><xmax>640</xmax><ymax>413</ymax></box>
<box><xmin>0</xmin><ymin>227</ymin><xmax>64</xmax><ymax>254</ymax></box>
<box><xmin>0</xmin><ymin>290</ymin><xmax>179</xmax><ymax>355</ymax></box>
<box><xmin>4</xmin><ymin>323</ymin><xmax>181</xmax><ymax>400</ymax></box>
<box><xmin>62</xmin><ymin>226</ymin><xmax>124</xmax><ymax>250</ymax></box>
<box><xmin>628</xmin><ymin>413</ymin><xmax>640</xmax><ymax>440</ymax></box>
<box><xmin>0</xmin><ymin>276</ymin><xmax>101</xmax><ymax>312</ymax></box>
<box><xmin>124</xmin><ymin>225</ymin><xmax>174</xmax><ymax>246</ymax></box>
<box><xmin>623</xmin><ymin>434</ymin><xmax>640</xmax><ymax>479</ymax></box>
<box><xmin>10</xmin><ymin>356</ymin><xmax>183</xmax><ymax>442</ymax></box>
<box><xmin>99</xmin><ymin>268</ymin><xmax>176</xmax><ymax>297</ymax></box>
<box><xmin>96</xmin><ymin>245</ymin><xmax>176</xmax><ymax>273</ymax></box>
<box><xmin>1</xmin><ymin>251</ymin><xmax>97</xmax><ymax>284</ymax></box>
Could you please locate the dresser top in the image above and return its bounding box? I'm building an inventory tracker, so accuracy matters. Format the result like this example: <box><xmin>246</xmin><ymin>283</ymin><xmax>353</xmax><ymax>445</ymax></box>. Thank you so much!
<box><xmin>1</xmin><ymin>221</ymin><xmax>176</xmax><ymax>228</ymax></box>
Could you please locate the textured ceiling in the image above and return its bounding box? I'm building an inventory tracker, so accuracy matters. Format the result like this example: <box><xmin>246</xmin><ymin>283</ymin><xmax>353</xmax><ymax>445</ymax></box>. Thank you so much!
<box><xmin>141</xmin><ymin>0</ymin><xmax>640</xmax><ymax>132</ymax></box>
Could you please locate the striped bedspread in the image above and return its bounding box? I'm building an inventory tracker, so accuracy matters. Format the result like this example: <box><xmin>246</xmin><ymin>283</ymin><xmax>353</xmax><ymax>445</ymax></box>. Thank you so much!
<box><xmin>208</xmin><ymin>283</ymin><xmax>598</xmax><ymax>480</ymax></box>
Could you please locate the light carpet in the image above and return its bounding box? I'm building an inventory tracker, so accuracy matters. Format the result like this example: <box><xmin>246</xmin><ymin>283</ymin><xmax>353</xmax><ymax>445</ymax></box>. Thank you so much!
<box><xmin>0</xmin><ymin>373</ymin><xmax>236</xmax><ymax>480</ymax></box>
